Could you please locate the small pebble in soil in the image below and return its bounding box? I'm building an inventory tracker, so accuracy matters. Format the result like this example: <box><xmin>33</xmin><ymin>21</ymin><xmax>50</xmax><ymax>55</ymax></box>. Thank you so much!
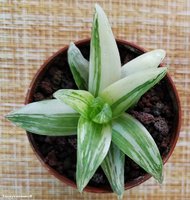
<box><xmin>143</xmin><ymin>107</ymin><xmax>151</xmax><ymax>113</ymax></box>
<box><xmin>156</xmin><ymin>102</ymin><xmax>164</xmax><ymax>110</ymax></box>
<box><xmin>130</xmin><ymin>111</ymin><xmax>155</xmax><ymax>125</ymax></box>
<box><xmin>154</xmin><ymin>117</ymin><xmax>169</xmax><ymax>135</ymax></box>
<box><xmin>163</xmin><ymin>105</ymin><xmax>172</xmax><ymax>117</ymax></box>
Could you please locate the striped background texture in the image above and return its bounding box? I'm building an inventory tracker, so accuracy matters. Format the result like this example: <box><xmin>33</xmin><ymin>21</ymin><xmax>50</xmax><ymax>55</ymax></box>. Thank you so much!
<box><xmin>0</xmin><ymin>0</ymin><xmax>189</xmax><ymax>199</ymax></box>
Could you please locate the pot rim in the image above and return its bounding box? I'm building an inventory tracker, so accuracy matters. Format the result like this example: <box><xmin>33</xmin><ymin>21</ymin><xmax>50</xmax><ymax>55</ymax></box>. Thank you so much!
<box><xmin>25</xmin><ymin>38</ymin><xmax>181</xmax><ymax>193</ymax></box>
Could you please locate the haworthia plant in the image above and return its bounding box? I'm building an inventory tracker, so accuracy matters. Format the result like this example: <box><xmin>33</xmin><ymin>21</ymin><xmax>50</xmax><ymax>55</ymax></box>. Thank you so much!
<box><xmin>6</xmin><ymin>4</ymin><xmax>169</xmax><ymax>199</ymax></box>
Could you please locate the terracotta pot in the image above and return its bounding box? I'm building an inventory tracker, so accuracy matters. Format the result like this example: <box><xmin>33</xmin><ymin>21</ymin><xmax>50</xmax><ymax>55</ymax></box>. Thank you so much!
<box><xmin>25</xmin><ymin>39</ymin><xmax>181</xmax><ymax>193</ymax></box>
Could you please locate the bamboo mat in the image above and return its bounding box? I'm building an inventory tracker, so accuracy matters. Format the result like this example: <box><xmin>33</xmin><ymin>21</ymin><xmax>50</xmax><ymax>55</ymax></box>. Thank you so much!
<box><xmin>0</xmin><ymin>0</ymin><xmax>190</xmax><ymax>199</ymax></box>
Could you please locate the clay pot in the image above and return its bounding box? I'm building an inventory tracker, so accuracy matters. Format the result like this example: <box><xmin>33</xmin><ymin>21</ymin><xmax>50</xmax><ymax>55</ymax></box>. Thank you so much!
<box><xmin>25</xmin><ymin>39</ymin><xmax>181</xmax><ymax>193</ymax></box>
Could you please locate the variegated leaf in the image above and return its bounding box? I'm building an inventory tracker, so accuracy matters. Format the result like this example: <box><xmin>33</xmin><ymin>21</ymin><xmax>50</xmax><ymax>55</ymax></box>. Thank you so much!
<box><xmin>92</xmin><ymin>103</ymin><xmax>112</xmax><ymax>124</ymax></box>
<box><xmin>100</xmin><ymin>67</ymin><xmax>167</xmax><ymax>117</ymax></box>
<box><xmin>121</xmin><ymin>49</ymin><xmax>166</xmax><ymax>78</ymax></box>
<box><xmin>88</xmin><ymin>4</ymin><xmax>121</xmax><ymax>96</ymax></box>
<box><xmin>54</xmin><ymin>89</ymin><xmax>94</xmax><ymax>118</ymax></box>
<box><xmin>68</xmin><ymin>42</ymin><xmax>89</xmax><ymax>89</ymax></box>
<box><xmin>101</xmin><ymin>143</ymin><xmax>125</xmax><ymax>196</ymax></box>
<box><xmin>77</xmin><ymin>116</ymin><xmax>112</xmax><ymax>192</ymax></box>
<box><xmin>6</xmin><ymin>100</ymin><xmax>79</xmax><ymax>135</ymax></box>
<box><xmin>112</xmin><ymin>113</ymin><xmax>163</xmax><ymax>183</ymax></box>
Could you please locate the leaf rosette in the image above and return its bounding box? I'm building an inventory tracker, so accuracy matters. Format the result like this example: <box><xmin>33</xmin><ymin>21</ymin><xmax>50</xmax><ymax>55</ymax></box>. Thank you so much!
<box><xmin>6</xmin><ymin>4</ymin><xmax>168</xmax><ymax>199</ymax></box>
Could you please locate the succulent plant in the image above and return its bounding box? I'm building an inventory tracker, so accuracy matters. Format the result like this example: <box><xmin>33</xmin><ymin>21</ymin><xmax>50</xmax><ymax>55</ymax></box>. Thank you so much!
<box><xmin>6</xmin><ymin>4</ymin><xmax>168</xmax><ymax>199</ymax></box>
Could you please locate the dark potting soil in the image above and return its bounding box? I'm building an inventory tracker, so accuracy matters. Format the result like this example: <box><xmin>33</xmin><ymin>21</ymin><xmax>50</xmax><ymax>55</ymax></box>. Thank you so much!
<box><xmin>30</xmin><ymin>42</ymin><xmax>175</xmax><ymax>188</ymax></box>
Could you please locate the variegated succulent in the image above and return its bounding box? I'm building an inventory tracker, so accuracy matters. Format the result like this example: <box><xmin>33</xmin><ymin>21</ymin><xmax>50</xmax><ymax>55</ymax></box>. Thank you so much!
<box><xmin>6</xmin><ymin>4</ymin><xmax>168</xmax><ymax>199</ymax></box>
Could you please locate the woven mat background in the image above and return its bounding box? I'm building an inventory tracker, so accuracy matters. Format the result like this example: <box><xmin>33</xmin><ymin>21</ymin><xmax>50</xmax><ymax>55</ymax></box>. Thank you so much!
<box><xmin>0</xmin><ymin>0</ymin><xmax>189</xmax><ymax>199</ymax></box>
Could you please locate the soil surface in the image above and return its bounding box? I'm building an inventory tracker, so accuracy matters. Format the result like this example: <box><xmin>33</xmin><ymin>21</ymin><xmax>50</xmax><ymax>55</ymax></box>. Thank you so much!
<box><xmin>30</xmin><ymin>42</ymin><xmax>175</xmax><ymax>188</ymax></box>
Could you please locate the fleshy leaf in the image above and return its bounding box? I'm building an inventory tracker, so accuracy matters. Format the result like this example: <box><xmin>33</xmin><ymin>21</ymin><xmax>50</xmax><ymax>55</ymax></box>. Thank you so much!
<box><xmin>92</xmin><ymin>103</ymin><xmax>112</xmax><ymax>124</ymax></box>
<box><xmin>100</xmin><ymin>67</ymin><xmax>167</xmax><ymax>117</ymax></box>
<box><xmin>68</xmin><ymin>42</ymin><xmax>89</xmax><ymax>89</ymax></box>
<box><xmin>54</xmin><ymin>89</ymin><xmax>94</xmax><ymax>118</ymax></box>
<box><xmin>112</xmin><ymin>113</ymin><xmax>163</xmax><ymax>182</ymax></box>
<box><xmin>101</xmin><ymin>143</ymin><xmax>125</xmax><ymax>196</ymax></box>
<box><xmin>77</xmin><ymin>116</ymin><xmax>112</xmax><ymax>192</ymax></box>
<box><xmin>88</xmin><ymin>4</ymin><xmax>121</xmax><ymax>96</ymax></box>
<box><xmin>87</xmin><ymin>96</ymin><xmax>105</xmax><ymax>119</ymax></box>
<box><xmin>6</xmin><ymin>100</ymin><xmax>79</xmax><ymax>135</ymax></box>
<box><xmin>121</xmin><ymin>49</ymin><xmax>166</xmax><ymax>78</ymax></box>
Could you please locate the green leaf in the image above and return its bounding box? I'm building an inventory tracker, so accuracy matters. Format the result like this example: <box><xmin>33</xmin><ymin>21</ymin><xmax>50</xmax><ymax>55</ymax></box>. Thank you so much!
<box><xmin>85</xmin><ymin>97</ymin><xmax>112</xmax><ymax>124</ymax></box>
<box><xmin>88</xmin><ymin>4</ymin><xmax>121</xmax><ymax>96</ymax></box>
<box><xmin>77</xmin><ymin>116</ymin><xmax>112</xmax><ymax>192</ymax></box>
<box><xmin>92</xmin><ymin>103</ymin><xmax>112</xmax><ymax>124</ymax></box>
<box><xmin>101</xmin><ymin>143</ymin><xmax>125</xmax><ymax>196</ymax></box>
<box><xmin>121</xmin><ymin>49</ymin><xmax>166</xmax><ymax>78</ymax></box>
<box><xmin>6</xmin><ymin>100</ymin><xmax>79</xmax><ymax>136</ymax></box>
<box><xmin>54</xmin><ymin>89</ymin><xmax>94</xmax><ymax>118</ymax></box>
<box><xmin>112</xmin><ymin>113</ymin><xmax>163</xmax><ymax>183</ymax></box>
<box><xmin>100</xmin><ymin>67</ymin><xmax>167</xmax><ymax>117</ymax></box>
<box><xmin>68</xmin><ymin>42</ymin><xmax>89</xmax><ymax>90</ymax></box>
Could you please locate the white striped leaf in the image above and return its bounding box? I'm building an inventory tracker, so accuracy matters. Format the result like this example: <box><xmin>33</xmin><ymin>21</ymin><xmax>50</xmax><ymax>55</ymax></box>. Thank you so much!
<box><xmin>112</xmin><ymin>113</ymin><xmax>163</xmax><ymax>183</ymax></box>
<box><xmin>88</xmin><ymin>4</ymin><xmax>121</xmax><ymax>96</ymax></box>
<box><xmin>101</xmin><ymin>143</ymin><xmax>125</xmax><ymax>196</ymax></box>
<box><xmin>77</xmin><ymin>116</ymin><xmax>112</xmax><ymax>192</ymax></box>
<box><xmin>117</xmin><ymin>68</ymin><xmax>167</xmax><ymax>110</ymax></box>
<box><xmin>100</xmin><ymin>67</ymin><xmax>167</xmax><ymax>117</ymax></box>
<box><xmin>121</xmin><ymin>49</ymin><xmax>166</xmax><ymax>78</ymax></box>
<box><xmin>68</xmin><ymin>42</ymin><xmax>89</xmax><ymax>89</ymax></box>
<box><xmin>54</xmin><ymin>89</ymin><xmax>94</xmax><ymax>118</ymax></box>
<box><xmin>6</xmin><ymin>100</ymin><xmax>79</xmax><ymax>135</ymax></box>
